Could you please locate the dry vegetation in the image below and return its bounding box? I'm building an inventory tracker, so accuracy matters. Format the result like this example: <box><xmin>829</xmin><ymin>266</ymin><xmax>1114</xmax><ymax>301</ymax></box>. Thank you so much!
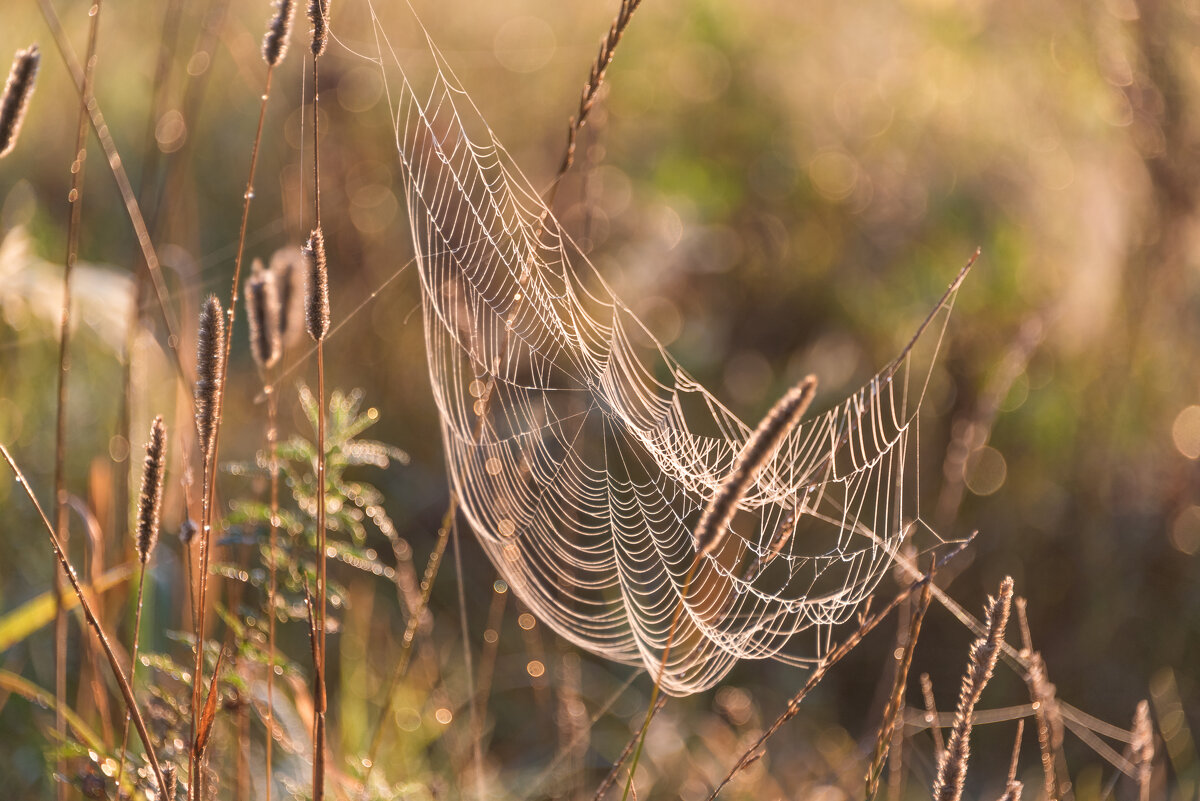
<box><xmin>0</xmin><ymin>0</ymin><xmax>1194</xmax><ymax>800</ymax></box>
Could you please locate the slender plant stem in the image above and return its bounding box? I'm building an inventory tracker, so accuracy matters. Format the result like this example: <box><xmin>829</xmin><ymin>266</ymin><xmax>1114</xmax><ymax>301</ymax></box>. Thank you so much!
<box><xmin>51</xmin><ymin>4</ymin><xmax>102</xmax><ymax>796</ymax></box>
<box><xmin>35</xmin><ymin>0</ymin><xmax>189</xmax><ymax>384</ymax></box>
<box><xmin>191</xmin><ymin>61</ymin><xmax>277</xmax><ymax>801</ymax></box>
<box><xmin>619</xmin><ymin>555</ymin><xmax>699</xmax><ymax>801</ymax></box>
<box><xmin>314</xmin><ymin>345</ymin><xmax>328</xmax><ymax>801</ymax></box>
<box><xmin>0</xmin><ymin>444</ymin><xmax>168</xmax><ymax>796</ymax></box>
<box><xmin>703</xmin><ymin>539</ymin><xmax>974</xmax><ymax>800</ymax></box>
<box><xmin>266</xmin><ymin>385</ymin><xmax>279</xmax><ymax>801</ymax></box>
<box><xmin>113</xmin><ymin>564</ymin><xmax>149</xmax><ymax>794</ymax></box>
<box><xmin>311</xmin><ymin>48</ymin><xmax>330</xmax><ymax>801</ymax></box>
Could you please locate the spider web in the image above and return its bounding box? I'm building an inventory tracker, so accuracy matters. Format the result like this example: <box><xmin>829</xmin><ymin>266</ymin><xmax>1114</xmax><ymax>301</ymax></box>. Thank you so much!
<box><xmin>355</xmin><ymin>4</ymin><xmax>966</xmax><ymax>694</ymax></box>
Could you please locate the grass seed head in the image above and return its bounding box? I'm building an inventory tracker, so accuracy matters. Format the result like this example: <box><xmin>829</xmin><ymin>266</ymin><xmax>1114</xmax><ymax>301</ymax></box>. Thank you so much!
<box><xmin>304</xmin><ymin>228</ymin><xmax>329</xmax><ymax>343</ymax></box>
<box><xmin>136</xmin><ymin>416</ymin><xmax>167</xmax><ymax>564</ymax></box>
<box><xmin>246</xmin><ymin>261</ymin><xmax>282</xmax><ymax>370</ymax></box>
<box><xmin>195</xmin><ymin>295</ymin><xmax>227</xmax><ymax>461</ymax></box>
<box><xmin>263</xmin><ymin>0</ymin><xmax>297</xmax><ymax>66</ymax></box>
<box><xmin>309</xmin><ymin>0</ymin><xmax>329</xmax><ymax>56</ymax></box>
<box><xmin>0</xmin><ymin>45</ymin><xmax>40</xmax><ymax>158</ymax></box>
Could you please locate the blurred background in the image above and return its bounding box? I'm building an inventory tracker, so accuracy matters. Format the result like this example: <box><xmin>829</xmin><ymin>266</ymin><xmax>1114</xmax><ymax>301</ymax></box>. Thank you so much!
<box><xmin>0</xmin><ymin>0</ymin><xmax>1198</xmax><ymax>798</ymax></box>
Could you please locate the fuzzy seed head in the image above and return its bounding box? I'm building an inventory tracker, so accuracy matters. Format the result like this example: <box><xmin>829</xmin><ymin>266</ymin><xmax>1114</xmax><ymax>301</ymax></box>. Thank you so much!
<box><xmin>694</xmin><ymin>374</ymin><xmax>817</xmax><ymax>556</ymax></box>
<box><xmin>309</xmin><ymin>0</ymin><xmax>329</xmax><ymax>55</ymax></box>
<box><xmin>245</xmin><ymin>261</ymin><xmax>282</xmax><ymax>370</ymax></box>
<box><xmin>270</xmin><ymin>245</ymin><xmax>308</xmax><ymax>349</ymax></box>
<box><xmin>136</xmin><ymin>416</ymin><xmax>167</xmax><ymax>564</ymax></box>
<box><xmin>0</xmin><ymin>45</ymin><xmax>40</xmax><ymax>158</ymax></box>
<box><xmin>194</xmin><ymin>295</ymin><xmax>227</xmax><ymax>461</ymax></box>
<box><xmin>263</xmin><ymin>0</ymin><xmax>298</xmax><ymax>66</ymax></box>
<box><xmin>303</xmin><ymin>228</ymin><xmax>329</xmax><ymax>342</ymax></box>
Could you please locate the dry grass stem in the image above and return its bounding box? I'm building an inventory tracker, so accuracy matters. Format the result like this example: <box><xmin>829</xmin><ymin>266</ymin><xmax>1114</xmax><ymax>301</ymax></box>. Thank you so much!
<box><xmin>35</xmin><ymin>0</ymin><xmax>188</xmax><ymax>380</ymax></box>
<box><xmin>694</xmin><ymin>374</ymin><xmax>818</xmax><ymax>555</ymax></box>
<box><xmin>931</xmin><ymin>576</ymin><xmax>1014</xmax><ymax>801</ymax></box>
<box><xmin>0</xmin><ymin>444</ymin><xmax>169</xmax><ymax>796</ymax></box>
<box><xmin>706</xmin><ymin>536</ymin><xmax>975</xmax><ymax>801</ymax></box>
<box><xmin>867</xmin><ymin>578</ymin><xmax>932</xmax><ymax>798</ymax></box>
<box><xmin>0</xmin><ymin>45</ymin><xmax>40</xmax><ymax>157</ymax></box>
<box><xmin>115</xmin><ymin>417</ymin><xmax>167</xmax><ymax>792</ymax></box>
<box><xmin>592</xmin><ymin>695</ymin><xmax>668</xmax><ymax>801</ymax></box>
<box><xmin>52</xmin><ymin>8</ymin><xmax>102</xmax><ymax>795</ymax></box>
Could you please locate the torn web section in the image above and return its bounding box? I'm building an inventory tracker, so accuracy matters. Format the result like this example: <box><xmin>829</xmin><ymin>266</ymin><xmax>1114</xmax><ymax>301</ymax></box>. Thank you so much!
<box><xmin>367</xmin><ymin>6</ymin><xmax>963</xmax><ymax>693</ymax></box>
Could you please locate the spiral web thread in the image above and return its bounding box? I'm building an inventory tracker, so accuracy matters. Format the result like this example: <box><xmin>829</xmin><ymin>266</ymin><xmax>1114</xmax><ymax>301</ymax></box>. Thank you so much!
<box><xmin>360</xmin><ymin>5</ymin><xmax>965</xmax><ymax>694</ymax></box>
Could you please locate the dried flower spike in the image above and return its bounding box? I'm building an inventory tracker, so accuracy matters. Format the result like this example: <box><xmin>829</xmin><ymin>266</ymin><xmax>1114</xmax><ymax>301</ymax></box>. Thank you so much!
<box><xmin>304</xmin><ymin>228</ymin><xmax>329</xmax><ymax>342</ymax></box>
<box><xmin>136</xmin><ymin>416</ymin><xmax>167</xmax><ymax>563</ymax></box>
<box><xmin>195</xmin><ymin>295</ymin><xmax>226</xmax><ymax>461</ymax></box>
<box><xmin>932</xmin><ymin>576</ymin><xmax>1014</xmax><ymax>801</ymax></box>
<box><xmin>263</xmin><ymin>0</ymin><xmax>297</xmax><ymax>66</ymax></box>
<box><xmin>245</xmin><ymin>261</ymin><xmax>282</xmax><ymax>370</ymax></box>
<box><xmin>309</xmin><ymin>0</ymin><xmax>329</xmax><ymax>56</ymax></box>
<box><xmin>269</xmin><ymin>245</ymin><xmax>308</xmax><ymax>348</ymax></box>
<box><xmin>0</xmin><ymin>45</ymin><xmax>40</xmax><ymax>158</ymax></box>
<box><xmin>694</xmin><ymin>374</ymin><xmax>818</xmax><ymax>555</ymax></box>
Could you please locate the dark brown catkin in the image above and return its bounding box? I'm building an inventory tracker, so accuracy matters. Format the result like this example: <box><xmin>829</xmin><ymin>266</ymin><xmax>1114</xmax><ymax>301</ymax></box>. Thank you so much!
<box><xmin>136</xmin><ymin>416</ymin><xmax>167</xmax><ymax>564</ymax></box>
<box><xmin>194</xmin><ymin>296</ymin><xmax>226</xmax><ymax>461</ymax></box>
<box><xmin>304</xmin><ymin>229</ymin><xmax>329</xmax><ymax>342</ymax></box>
<box><xmin>161</xmin><ymin>763</ymin><xmax>177</xmax><ymax>800</ymax></box>
<box><xmin>263</xmin><ymin>0</ymin><xmax>297</xmax><ymax>66</ymax></box>
<box><xmin>694</xmin><ymin>374</ymin><xmax>818</xmax><ymax>555</ymax></box>
<box><xmin>245</xmin><ymin>263</ymin><xmax>282</xmax><ymax>370</ymax></box>
<box><xmin>309</xmin><ymin>0</ymin><xmax>329</xmax><ymax>56</ymax></box>
<box><xmin>0</xmin><ymin>45</ymin><xmax>40</xmax><ymax>158</ymax></box>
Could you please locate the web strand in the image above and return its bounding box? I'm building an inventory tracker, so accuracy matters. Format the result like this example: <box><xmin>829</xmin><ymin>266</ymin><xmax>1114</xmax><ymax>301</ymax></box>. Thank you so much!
<box><xmin>356</xmin><ymin>0</ymin><xmax>965</xmax><ymax>695</ymax></box>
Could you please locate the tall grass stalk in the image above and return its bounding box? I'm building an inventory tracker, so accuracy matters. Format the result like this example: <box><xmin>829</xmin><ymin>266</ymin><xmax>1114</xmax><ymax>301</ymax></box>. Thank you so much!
<box><xmin>0</xmin><ymin>444</ymin><xmax>169</xmax><ymax>796</ymax></box>
<box><xmin>306</xmin><ymin>4</ymin><xmax>331</xmax><ymax>793</ymax></box>
<box><xmin>35</xmin><ymin>0</ymin><xmax>188</xmax><ymax>380</ymax></box>
<box><xmin>932</xmin><ymin>577</ymin><xmax>1014</xmax><ymax>801</ymax></box>
<box><xmin>188</xmin><ymin>18</ymin><xmax>286</xmax><ymax>791</ymax></box>
<box><xmin>51</xmin><ymin>5</ymin><xmax>102</xmax><ymax>796</ymax></box>
<box><xmin>115</xmin><ymin>417</ymin><xmax>167</xmax><ymax>794</ymax></box>
<box><xmin>620</xmin><ymin>373</ymin><xmax>818</xmax><ymax>800</ymax></box>
<box><xmin>704</xmin><ymin>537</ymin><xmax>975</xmax><ymax>801</ymax></box>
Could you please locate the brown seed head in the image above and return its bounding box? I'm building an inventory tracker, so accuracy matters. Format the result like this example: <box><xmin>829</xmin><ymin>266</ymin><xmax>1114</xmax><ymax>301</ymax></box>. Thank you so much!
<box><xmin>136</xmin><ymin>416</ymin><xmax>167</xmax><ymax>564</ymax></box>
<box><xmin>309</xmin><ymin>0</ymin><xmax>330</xmax><ymax>56</ymax></box>
<box><xmin>694</xmin><ymin>374</ymin><xmax>817</xmax><ymax>556</ymax></box>
<box><xmin>245</xmin><ymin>261</ymin><xmax>282</xmax><ymax>370</ymax></box>
<box><xmin>195</xmin><ymin>295</ymin><xmax>226</xmax><ymax>461</ymax></box>
<box><xmin>0</xmin><ymin>45</ymin><xmax>40</xmax><ymax>158</ymax></box>
<box><xmin>303</xmin><ymin>228</ymin><xmax>329</xmax><ymax>342</ymax></box>
<box><xmin>263</xmin><ymin>0</ymin><xmax>297</xmax><ymax>66</ymax></box>
<box><xmin>270</xmin><ymin>245</ymin><xmax>308</xmax><ymax>349</ymax></box>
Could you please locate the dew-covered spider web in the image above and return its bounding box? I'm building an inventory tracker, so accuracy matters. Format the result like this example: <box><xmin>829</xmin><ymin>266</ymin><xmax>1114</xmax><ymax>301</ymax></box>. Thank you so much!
<box><xmin>353</xmin><ymin>3</ymin><xmax>967</xmax><ymax>694</ymax></box>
